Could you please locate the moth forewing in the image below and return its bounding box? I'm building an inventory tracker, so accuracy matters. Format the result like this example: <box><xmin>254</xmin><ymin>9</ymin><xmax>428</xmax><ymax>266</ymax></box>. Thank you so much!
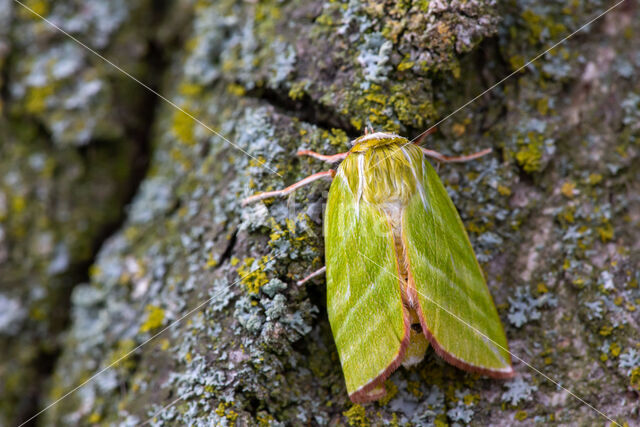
<box><xmin>324</xmin><ymin>152</ymin><xmax>411</xmax><ymax>402</ymax></box>
<box><xmin>402</xmin><ymin>155</ymin><xmax>514</xmax><ymax>377</ymax></box>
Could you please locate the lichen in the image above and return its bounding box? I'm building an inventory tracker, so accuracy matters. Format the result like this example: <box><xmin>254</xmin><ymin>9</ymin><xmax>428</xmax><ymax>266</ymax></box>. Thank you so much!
<box><xmin>139</xmin><ymin>305</ymin><xmax>166</xmax><ymax>333</ymax></box>
<box><xmin>501</xmin><ymin>378</ymin><xmax>538</xmax><ymax>406</ymax></box>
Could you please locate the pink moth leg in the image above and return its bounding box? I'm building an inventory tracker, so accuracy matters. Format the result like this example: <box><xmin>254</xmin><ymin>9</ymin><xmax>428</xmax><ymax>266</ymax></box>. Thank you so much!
<box><xmin>296</xmin><ymin>266</ymin><xmax>326</xmax><ymax>286</ymax></box>
<box><xmin>241</xmin><ymin>169</ymin><xmax>336</xmax><ymax>206</ymax></box>
<box><xmin>296</xmin><ymin>149</ymin><xmax>348</xmax><ymax>163</ymax></box>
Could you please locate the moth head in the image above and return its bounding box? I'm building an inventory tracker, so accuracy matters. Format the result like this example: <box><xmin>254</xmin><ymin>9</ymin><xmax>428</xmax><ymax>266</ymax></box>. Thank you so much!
<box><xmin>350</xmin><ymin>132</ymin><xmax>406</xmax><ymax>152</ymax></box>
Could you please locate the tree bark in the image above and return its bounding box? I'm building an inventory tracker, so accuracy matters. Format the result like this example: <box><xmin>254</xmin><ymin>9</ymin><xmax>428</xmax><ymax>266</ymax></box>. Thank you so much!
<box><xmin>1</xmin><ymin>0</ymin><xmax>639</xmax><ymax>425</ymax></box>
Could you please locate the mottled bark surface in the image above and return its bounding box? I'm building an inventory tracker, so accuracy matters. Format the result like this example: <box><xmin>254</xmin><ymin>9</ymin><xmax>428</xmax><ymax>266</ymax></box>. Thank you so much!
<box><xmin>1</xmin><ymin>0</ymin><xmax>639</xmax><ymax>425</ymax></box>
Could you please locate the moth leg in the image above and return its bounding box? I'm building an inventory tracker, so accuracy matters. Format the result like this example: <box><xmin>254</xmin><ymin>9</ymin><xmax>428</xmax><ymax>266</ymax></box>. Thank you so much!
<box><xmin>297</xmin><ymin>150</ymin><xmax>348</xmax><ymax>163</ymax></box>
<box><xmin>420</xmin><ymin>147</ymin><xmax>492</xmax><ymax>163</ymax></box>
<box><xmin>362</xmin><ymin>385</ymin><xmax>386</xmax><ymax>401</ymax></box>
<box><xmin>242</xmin><ymin>170</ymin><xmax>336</xmax><ymax>206</ymax></box>
<box><xmin>296</xmin><ymin>266</ymin><xmax>326</xmax><ymax>286</ymax></box>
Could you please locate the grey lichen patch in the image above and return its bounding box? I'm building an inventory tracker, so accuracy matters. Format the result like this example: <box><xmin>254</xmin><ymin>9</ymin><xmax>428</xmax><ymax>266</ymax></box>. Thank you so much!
<box><xmin>0</xmin><ymin>116</ymin><xmax>140</xmax><ymax>424</ymax></box>
<box><xmin>9</xmin><ymin>1</ymin><xmax>132</xmax><ymax>146</ymax></box>
<box><xmin>507</xmin><ymin>286</ymin><xmax>557</xmax><ymax>328</ymax></box>
<box><xmin>501</xmin><ymin>378</ymin><xmax>538</xmax><ymax>406</ymax></box>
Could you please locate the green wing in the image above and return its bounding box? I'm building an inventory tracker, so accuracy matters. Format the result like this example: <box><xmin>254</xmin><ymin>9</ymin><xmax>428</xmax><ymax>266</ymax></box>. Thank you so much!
<box><xmin>403</xmin><ymin>159</ymin><xmax>513</xmax><ymax>377</ymax></box>
<box><xmin>325</xmin><ymin>170</ymin><xmax>409</xmax><ymax>403</ymax></box>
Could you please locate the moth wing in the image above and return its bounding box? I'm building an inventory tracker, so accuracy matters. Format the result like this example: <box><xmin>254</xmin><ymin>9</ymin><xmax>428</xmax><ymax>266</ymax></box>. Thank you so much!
<box><xmin>402</xmin><ymin>158</ymin><xmax>514</xmax><ymax>377</ymax></box>
<box><xmin>325</xmin><ymin>170</ymin><xmax>410</xmax><ymax>403</ymax></box>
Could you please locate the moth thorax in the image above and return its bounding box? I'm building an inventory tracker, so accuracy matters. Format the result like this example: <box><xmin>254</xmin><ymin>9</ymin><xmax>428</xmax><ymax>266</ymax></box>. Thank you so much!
<box><xmin>360</xmin><ymin>144</ymin><xmax>424</xmax><ymax>207</ymax></box>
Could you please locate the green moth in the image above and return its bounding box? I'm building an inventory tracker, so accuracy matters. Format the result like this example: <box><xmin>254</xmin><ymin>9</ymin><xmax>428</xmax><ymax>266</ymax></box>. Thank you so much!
<box><xmin>243</xmin><ymin>130</ymin><xmax>514</xmax><ymax>403</ymax></box>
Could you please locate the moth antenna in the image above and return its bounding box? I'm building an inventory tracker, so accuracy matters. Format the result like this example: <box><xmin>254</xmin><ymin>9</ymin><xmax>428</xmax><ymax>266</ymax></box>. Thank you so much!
<box><xmin>421</xmin><ymin>147</ymin><xmax>492</xmax><ymax>163</ymax></box>
<box><xmin>413</xmin><ymin>126</ymin><xmax>437</xmax><ymax>146</ymax></box>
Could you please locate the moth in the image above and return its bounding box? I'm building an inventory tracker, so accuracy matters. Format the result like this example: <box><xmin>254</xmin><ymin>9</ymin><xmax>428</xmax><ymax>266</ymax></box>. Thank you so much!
<box><xmin>243</xmin><ymin>129</ymin><xmax>514</xmax><ymax>403</ymax></box>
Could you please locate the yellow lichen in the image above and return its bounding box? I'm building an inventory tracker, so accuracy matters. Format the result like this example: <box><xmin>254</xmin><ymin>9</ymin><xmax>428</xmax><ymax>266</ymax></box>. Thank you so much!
<box><xmin>561</xmin><ymin>206</ymin><xmax>575</xmax><ymax>223</ymax></box>
<box><xmin>588</xmin><ymin>173</ymin><xmax>603</xmax><ymax>185</ymax></box>
<box><xmin>407</xmin><ymin>380</ymin><xmax>423</xmax><ymax>398</ymax></box>
<box><xmin>610</xmin><ymin>342</ymin><xmax>621</xmax><ymax>357</ymax></box>
<box><xmin>515</xmin><ymin>133</ymin><xmax>543</xmax><ymax>173</ymax></box>
<box><xmin>596</xmin><ymin>222</ymin><xmax>614</xmax><ymax>242</ymax></box>
<box><xmin>236</xmin><ymin>257</ymin><xmax>270</xmax><ymax>294</ymax></box>
<box><xmin>11</xmin><ymin>196</ymin><xmax>26</xmax><ymax>214</ymax></box>
<box><xmin>328</xmin><ymin>128</ymin><xmax>349</xmax><ymax>147</ymax></box>
<box><xmin>521</xmin><ymin>9</ymin><xmax>566</xmax><ymax>43</ymax></box>
<box><xmin>25</xmin><ymin>84</ymin><xmax>55</xmax><ymax>114</ymax></box>
<box><xmin>140</xmin><ymin>305</ymin><xmax>165</xmax><ymax>332</ymax></box>
<box><xmin>24</xmin><ymin>0</ymin><xmax>49</xmax><ymax>17</ymax></box>
<box><xmin>205</xmin><ymin>252</ymin><xmax>218</xmax><ymax>269</ymax></box>
<box><xmin>510</xmin><ymin>55</ymin><xmax>525</xmax><ymax>70</ymax></box>
<box><xmin>257</xmin><ymin>413</ymin><xmax>275</xmax><ymax>426</ymax></box>
<box><xmin>109</xmin><ymin>339</ymin><xmax>137</xmax><ymax>370</ymax></box>
<box><xmin>172</xmin><ymin>109</ymin><xmax>197</xmax><ymax>146</ymax></box>
<box><xmin>536</xmin><ymin>97</ymin><xmax>549</xmax><ymax>115</ymax></box>
<box><xmin>343</xmin><ymin>404</ymin><xmax>369</xmax><ymax>427</ymax></box>
<box><xmin>515</xmin><ymin>410</ymin><xmax>528</xmax><ymax>421</ymax></box>
<box><xmin>560</xmin><ymin>181</ymin><xmax>576</xmax><ymax>198</ymax></box>
<box><xmin>378</xmin><ymin>380</ymin><xmax>398</xmax><ymax>405</ymax></box>
<box><xmin>397</xmin><ymin>59</ymin><xmax>414</xmax><ymax>71</ymax></box>
<box><xmin>227</xmin><ymin>83</ymin><xmax>246</xmax><ymax>96</ymax></box>
<box><xmin>451</xmin><ymin>122</ymin><xmax>466</xmax><ymax>137</ymax></box>
<box><xmin>288</xmin><ymin>81</ymin><xmax>306</xmax><ymax>100</ymax></box>
<box><xmin>630</xmin><ymin>367</ymin><xmax>640</xmax><ymax>390</ymax></box>
<box><xmin>179</xmin><ymin>82</ymin><xmax>203</xmax><ymax>96</ymax></box>
<box><xmin>215</xmin><ymin>402</ymin><xmax>226</xmax><ymax>417</ymax></box>
<box><xmin>87</xmin><ymin>412</ymin><xmax>101</xmax><ymax>423</ymax></box>
<box><xmin>599</xmin><ymin>325</ymin><xmax>613</xmax><ymax>336</ymax></box>
<box><xmin>350</xmin><ymin>117</ymin><xmax>363</xmax><ymax>130</ymax></box>
<box><xmin>463</xmin><ymin>393</ymin><xmax>479</xmax><ymax>406</ymax></box>
<box><xmin>497</xmin><ymin>184</ymin><xmax>512</xmax><ymax>196</ymax></box>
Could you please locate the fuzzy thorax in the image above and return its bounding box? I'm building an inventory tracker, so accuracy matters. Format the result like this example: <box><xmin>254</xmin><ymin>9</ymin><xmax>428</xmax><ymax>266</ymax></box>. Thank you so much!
<box><xmin>341</xmin><ymin>134</ymin><xmax>426</xmax><ymax>208</ymax></box>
